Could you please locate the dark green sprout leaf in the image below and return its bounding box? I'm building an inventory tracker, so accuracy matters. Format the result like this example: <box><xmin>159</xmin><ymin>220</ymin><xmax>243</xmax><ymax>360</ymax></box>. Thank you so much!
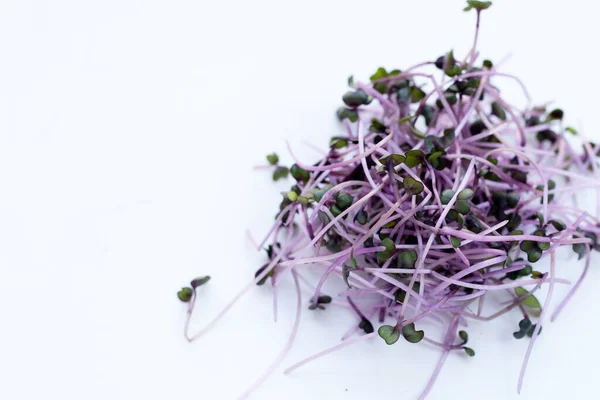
<box><xmin>536</xmin><ymin>211</ymin><xmax>544</xmax><ymax>227</ymax></box>
<box><xmin>565</xmin><ymin>127</ymin><xmax>578</xmax><ymax>135</ymax></box>
<box><xmin>404</xmin><ymin>150</ymin><xmax>425</xmax><ymax>167</ymax></box>
<box><xmin>435</xmin><ymin>50</ymin><xmax>455</xmax><ymax>70</ymax></box>
<box><xmin>506</xmin><ymin>214</ymin><xmax>522</xmax><ymax>231</ymax></box>
<box><xmin>330</xmin><ymin>137</ymin><xmax>349</xmax><ymax>149</ymax></box>
<box><xmin>273</xmin><ymin>166</ymin><xmax>289</xmax><ymax>181</ymax></box>
<box><xmin>373</xmin><ymin>82</ymin><xmax>387</xmax><ymax>94</ymax></box>
<box><xmin>309</xmin><ymin>295</ymin><xmax>333</xmax><ymax>310</ymax></box>
<box><xmin>347</xmin><ymin>75</ymin><xmax>354</xmax><ymax>87</ymax></box>
<box><xmin>512</xmin><ymin>170</ymin><xmax>528</xmax><ymax>183</ymax></box>
<box><xmin>427</xmin><ymin>151</ymin><xmax>448</xmax><ymax>170</ymax></box>
<box><xmin>398</xmin><ymin>249</ymin><xmax>418</xmax><ymax>269</ymax></box>
<box><xmin>513</xmin><ymin>330</ymin><xmax>526</xmax><ymax>339</ymax></box>
<box><xmin>349</xmin><ymin>249</ymin><xmax>357</xmax><ymax>270</ymax></box>
<box><xmin>191</xmin><ymin>276</ymin><xmax>211</xmax><ymax>289</ymax></box>
<box><xmin>463</xmin><ymin>347</ymin><xmax>475</xmax><ymax>357</ymax></box>
<box><xmin>445</xmin><ymin>64</ymin><xmax>462</xmax><ymax>78</ymax></box>
<box><xmin>582</xmin><ymin>230</ymin><xmax>600</xmax><ymax>251</ymax></box>
<box><xmin>464</xmin><ymin>1</ymin><xmax>493</xmax><ymax>12</ymax></box>
<box><xmin>411</xmin><ymin>126</ymin><xmax>426</xmax><ymax>139</ymax></box>
<box><xmin>395</xmin><ymin>283</ymin><xmax>420</xmax><ymax>303</ymax></box>
<box><xmin>318</xmin><ymin>211</ymin><xmax>330</xmax><ymax>225</ymax></box>
<box><xmin>470</xmin><ymin>120</ymin><xmax>487</xmax><ymax>135</ymax></box>
<box><xmin>378</xmin><ymin>324</ymin><xmax>400</xmax><ymax>345</ymax></box>
<box><xmin>330</xmin><ymin>204</ymin><xmax>342</xmax><ymax>217</ymax></box>
<box><xmin>265</xmin><ymin>243</ymin><xmax>280</xmax><ymax>259</ymax></box>
<box><xmin>424</xmin><ymin>135</ymin><xmax>441</xmax><ymax>152</ymax></box>
<box><xmin>336</xmin><ymin>107</ymin><xmax>359</xmax><ymax>122</ymax></box>
<box><xmin>382</xmin><ymin>220</ymin><xmax>396</xmax><ymax>229</ymax></box>
<box><xmin>255</xmin><ymin>264</ymin><xmax>275</xmax><ymax>285</ymax></box>
<box><xmin>411</xmin><ymin>87</ymin><xmax>426</xmax><ymax>103</ymax></box>
<box><xmin>266</xmin><ymin>153</ymin><xmax>279</xmax><ymax>165</ymax></box>
<box><xmin>398</xmin><ymin>115</ymin><xmax>414</xmax><ymax>124</ymax></box>
<box><xmin>520</xmin><ymin>240</ymin><xmax>534</xmax><ymax>252</ymax></box>
<box><xmin>355</xmin><ymin>209</ymin><xmax>368</xmax><ymax>225</ymax></box>
<box><xmin>177</xmin><ymin>287</ymin><xmax>193</xmax><ymax>302</ymax></box>
<box><xmin>527</xmin><ymin>324</ymin><xmax>542</xmax><ymax>338</ymax></box>
<box><xmin>377</xmin><ymin>237</ymin><xmax>397</xmax><ymax>264</ymax></box>
<box><xmin>342</xmin><ymin>265</ymin><xmax>352</xmax><ymax>288</ymax></box>
<box><xmin>527</xmin><ymin>247</ymin><xmax>542</xmax><ymax>263</ymax></box>
<box><xmin>450</xmin><ymin>212</ymin><xmax>463</xmax><ymax>226</ymax></box>
<box><xmin>458</xmin><ymin>189</ymin><xmax>474</xmax><ymax>200</ymax></box>
<box><xmin>336</xmin><ymin>193</ymin><xmax>354</xmax><ymax>210</ymax></box>
<box><xmin>318</xmin><ymin>295</ymin><xmax>332</xmax><ymax>304</ymax></box>
<box><xmin>536</xmin><ymin>236</ymin><xmax>550</xmax><ymax>251</ymax></box>
<box><xmin>370</xmin><ymin>67</ymin><xmax>388</xmax><ymax>81</ymax></box>
<box><xmin>359</xmin><ymin>319</ymin><xmax>375</xmax><ymax>334</ymax></box>
<box><xmin>440</xmin><ymin>129</ymin><xmax>456</xmax><ymax>148</ymax></box>
<box><xmin>290</xmin><ymin>185</ymin><xmax>301</xmax><ymax>195</ymax></box>
<box><xmin>451</xmin><ymin>237</ymin><xmax>461</xmax><ymax>248</ymax></box>
<box><xmin>459</xmin><ymin>330</ymin><xmax>469</xmax><ymax>342</ymax></box>
<box><xmin>342</xmin><ymin>90</ymin><xmax>370</xmax><ymax>108</ymax></box>
<box><xmin>401</xmin><ymin>322</ymin><xmax>425</xmax><ymax>343</ymax></box>
<box><xmin>515</xmin><ymin>287</ymin><xmax>541</xmax><ymax>309</ymax></box>
<box><xmin>572</xmin><ymin>243</ymin><xmax>586</xmax><ymax>260</ymax></box>
<box><xmin>403</xmin><ymin>176</ymin><xmax>424</xmax><ymax>195</ymax></box>
<box><xmin>491</xmin><ymin>101</ymin><xmax>507</xmax><ymax>121</ymax></box>
<box><xmin>297</xmin><ymin>196</ymin><xmax>312</xmax><ymax>205</ymax></box>
<box><xmin>536</xmin><ymin>129</ymin><xmax>558</xmax><ymax>144</ymax></box>
<box><xmin>397</xmin><ymin>86</ymin><xmax>411</xmax><ymax>102</ymax></box>
<box><xmin>536</xmin><ymin>180</ymin><xmax>556</xmax><ymax>203</ymax></box>
<box><xmin>465</xmin><ymin>214</ymin><xmax>482</xmax><ymax>233</ymax></box>
<box><xmin>454</xmin><ymin>199</ymin><xmax>470</xmax><ymax>214</ymax></box>
<box><xmin>379</xmin><ymin>154</ymin><xmax>406</xmax><ymax>167</ymax></box>
<box><xmin>519</xmin><ymin>317</ymin><xmax>532</xmax><ymax>331</ymax></box>
<box><xmin>290</xmin><ymin>164</ymin><xmax>311</xmax><ymax>184</ymax></box>
<box><xmin>531</xmin><ymin>270</ymin><xmax>543</xmax><ymax>279</ymax></box>
<box><xmin>446</xmin><ymin>92</ymin><xmax>458</xmax><ymax>105</ymax></box>
<box><xmin>313</xmin><ymin>185</ymin><xmax>332</xmax><ymax>202</ymax></box>
<box><xmin>394</xmin><ymin>289</ymin><xmax>405</xmax><ymax>303</ymax></box>
<box><xmin>548</xmin><ymin>108</ymin><xmax>564</xmax><ymax>121</ymax></box>
<box><xmin>370</xmin><ymin>118</ymin><xmax>387</xmax><ymax>133</ymax></box>
<box><xmin>422</xmin><ymin>105</ymin><xmax>436</xmax><ymax>127</ymax></box>
<box><xmin>441</xmin><ymin>189</ymin><xmax>455</xmax><ymax>205</ymax></box>
<box><xmin>483</xmin><ymin>59</ymin><xmax>493</xmax><ymax>69</ymax></box>
<box><xmin>508</xmin><ymin>230</ymin><xmax>523</xmax><ymax>238</ymax></box>
<box><xmin>506</xmin><ymin>192</ymin><xmax>520</xmax><ymax>207</ymax></box>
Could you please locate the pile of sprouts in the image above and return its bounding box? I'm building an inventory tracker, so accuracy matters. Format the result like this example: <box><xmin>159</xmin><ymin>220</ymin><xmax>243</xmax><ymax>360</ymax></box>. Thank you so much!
<box><xmin>178</xmin><ymin>2</ymin><xmax>600</xmax><ymax>398</ymax></box>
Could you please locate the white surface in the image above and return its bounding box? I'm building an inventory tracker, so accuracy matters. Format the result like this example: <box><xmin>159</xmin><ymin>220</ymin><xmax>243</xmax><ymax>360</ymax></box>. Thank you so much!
<box><xmin>0</xmin><ymin>1</ymin><xmax>599</xmax><ymax>399</ymax></box>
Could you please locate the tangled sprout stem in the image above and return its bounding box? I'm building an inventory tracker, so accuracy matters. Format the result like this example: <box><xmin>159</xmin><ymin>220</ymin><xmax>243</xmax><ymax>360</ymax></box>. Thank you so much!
<box><xmin>179</xmin><ymin>2</ymin><xmax>600</xmax><ymax>398</ymax></box>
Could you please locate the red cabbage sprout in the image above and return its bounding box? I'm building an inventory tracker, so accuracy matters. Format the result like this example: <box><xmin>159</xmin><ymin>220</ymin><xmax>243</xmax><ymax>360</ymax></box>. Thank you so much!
<box><xmin>178</xmin><ymin>2</ymin><xmax>600</xmax><ymax>398</ymax></box>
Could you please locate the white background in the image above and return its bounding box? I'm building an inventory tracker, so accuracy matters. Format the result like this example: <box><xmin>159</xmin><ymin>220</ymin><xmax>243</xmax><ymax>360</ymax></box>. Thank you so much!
<box><xmin>0</xmin><ymin>0</ymin><xmax>599</xmax><ymax>399</ymax></box>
